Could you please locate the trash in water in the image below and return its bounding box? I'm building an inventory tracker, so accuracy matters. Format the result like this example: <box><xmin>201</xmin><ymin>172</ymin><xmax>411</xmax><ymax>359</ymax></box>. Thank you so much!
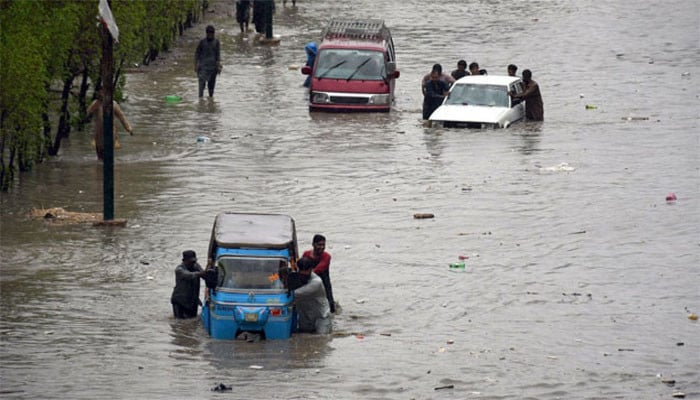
<box><xmin>211</xmin><ymin>383</ymin><xmax>232</xmax><ymax>392</ymax></box>
<box><xmin>458</xmin><ymin>255</ymin><xmax>469</xmax><ymax>260</ymax></box>
<box><xmin>196</xmin><ymin>136</ymin><xmax>210</xmax><ymax>143</ymax></box>
<box><xmin>164</xmin><ymin>95</ymin><xmax>181</xmax><ymax>103</ymax></box>
<box><xmin>434</xmin><ymin>384</ymin><xmax>454</xmax><ymax>390</ymax></box>
<box><xmin>414</xmin><ymin>213</ymin><xmax>434</xmax><ymax>219</ymax></box>
<box><xmin>688</xmin><ymin>313</ymin><xmax>698</xmax><ymax>321</ymax></box>
<box><xmin>249</xmin><ymin>365</ymin><xmax>264</xmax><ymax>370</ymax></box>
<box><xmin>622</xmin><ymin>116</ymin><xmax>650</xmax><ymax>121</ymax></box>
<box><xmin>585</xmin><ymin>104</ymin><xmax>597</xmax><ymax>109</ymax></box>
<box><xmin>666</xmin><ymin>193</ymin><xmax>677</xmax><ymax>202</ymax></box>
<box><xmin>672</xmin><ymin>392</ymin><xmax>686</xmax><ymax>398</ymax></box>
<box><xmin>449</xmin><ymin>262</ymin><xmax>465</xmax><ymax>271</ymax></box>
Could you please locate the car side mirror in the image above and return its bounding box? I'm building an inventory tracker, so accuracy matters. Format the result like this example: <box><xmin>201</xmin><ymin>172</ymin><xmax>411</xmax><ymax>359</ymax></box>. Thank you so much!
<box><xmin>301</xmin><ymin>65</ymin><xmax>312</xmax><ymax>75</ymax></box>
<box><xmin>391</xmin><ymin>70</ymin><xmax>400</xmax><ymax>79</ymax></box>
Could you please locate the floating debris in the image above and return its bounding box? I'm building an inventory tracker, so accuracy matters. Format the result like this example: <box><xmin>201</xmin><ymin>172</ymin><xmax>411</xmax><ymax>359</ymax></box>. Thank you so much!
<box><xmin>249</xmin><ymin>365</ymin><xmax>264</xmax><ymax>370</ymax></box>
<box><xmin>211</xmin><ymin>383</ymin><xmax>232</xmax><ymax>392</ymax></box>
<box><xmin>688</xmin><ymin>313</ymin><xmax>698</xmax><ymax>321</ymax></box>
<box><xmin>585</xmin><ymin>104</ymin><xmax>597</xmax><ymax>110</ymax></box>
<box><xmin>661</xmin><ymin>377</ymin><xmax>676</xmax><ymax>386</ymax></box>
<box><xmin>449</xmin><ymin>262</ymin><xmax>465</xmax><ymax>270</ymax></box>
<box><xmin>413</xmin><ymin>213</ymin><xmax>434</xmax><ymax>219</ymax></box>
<box><xmin>622</xmin><ymin>116</ymin><xmax>650</xmax><ymax>121</ymax></box>
<box><xmin>434</xmin><ymin>385</ymin><xmax>454</xmax><ymax>390</ymax></box>
<box><xmin>31</xmin><ymin>207</ymin><xmax>101</xmax><ymax>224</ymax></box>
<box><xmin>672</xmin><ymin>392</ymin><xmax>686</xmax><ymax>398</ymax></box>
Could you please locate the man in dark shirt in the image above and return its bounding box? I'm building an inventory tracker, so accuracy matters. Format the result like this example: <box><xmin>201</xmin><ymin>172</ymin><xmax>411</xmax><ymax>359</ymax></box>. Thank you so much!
<box><xmin>451</xmin><ymin>59</ymin><xmax>469</xmax><ymax>80</ymax></box>
<box><xmin>171</xmin><ymin>250</ymin><xmax>206</xmax><ymax>319</ymax></box>
<box><xmin>194</xmin><ymin>25</ymin><xmax>221</xmax><ymax>98</ymax></box>
<box><xmin>510</xmin><ymin>69</ymin><xmax>544</xmax><ymax>121</ymax></box>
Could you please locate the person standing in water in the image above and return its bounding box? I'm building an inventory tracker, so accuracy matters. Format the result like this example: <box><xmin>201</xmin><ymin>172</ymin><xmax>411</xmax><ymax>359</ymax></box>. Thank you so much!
<box><xmin>194</xmin><ymin>25</ymin><xmax>222</xmax><ymax>98</ymax></box>
<box><xmin>510</xmin><ymin>69</ymin><xmax>544</xmax><ymax>121</ymax></box>
<box><xmin>85</xmin><ymin>89</ymin><xmax>134</xmax><ymax>161</ymax></box>
<box><xmin>302</xmin><ymin>234</ymin><xmax>335</xmax><ymax>313</ymax></box>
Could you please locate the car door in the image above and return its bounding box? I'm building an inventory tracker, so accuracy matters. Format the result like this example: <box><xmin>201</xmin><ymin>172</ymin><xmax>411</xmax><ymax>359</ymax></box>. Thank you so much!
<box><xmin>509</xmin><ymin>81</ymin><xmax>525</xmax><ymax>122</ymax></box>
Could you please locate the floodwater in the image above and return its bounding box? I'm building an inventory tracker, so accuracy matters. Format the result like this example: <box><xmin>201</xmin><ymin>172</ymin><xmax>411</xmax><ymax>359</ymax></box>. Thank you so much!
<box><xmin>1</xmin><ymin>0</ymin><xmax>698</xmax><ymax>398</ymax></box>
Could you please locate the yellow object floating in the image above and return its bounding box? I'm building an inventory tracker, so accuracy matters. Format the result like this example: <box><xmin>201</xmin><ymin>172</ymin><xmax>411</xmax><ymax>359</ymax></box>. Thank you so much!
<box><xmin>689</xmin><ymin>313</ymin><xmax>698</xmax><ymax>321</ymax></box>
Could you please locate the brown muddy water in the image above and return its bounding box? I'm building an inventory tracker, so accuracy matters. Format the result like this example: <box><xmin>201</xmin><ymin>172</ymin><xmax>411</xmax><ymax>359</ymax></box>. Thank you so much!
<box><xmin>1</xmin><ymin>0</ymin><xmax>698</xmax><ymax>399</ymax></box>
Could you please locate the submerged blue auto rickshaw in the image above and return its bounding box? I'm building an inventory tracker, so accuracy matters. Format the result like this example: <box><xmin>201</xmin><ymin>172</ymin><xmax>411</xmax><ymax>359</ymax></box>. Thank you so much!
<box><xmin>201</xmin><ymin>212</ymin><xmax>299</xmax><ymax>340</ymax></box>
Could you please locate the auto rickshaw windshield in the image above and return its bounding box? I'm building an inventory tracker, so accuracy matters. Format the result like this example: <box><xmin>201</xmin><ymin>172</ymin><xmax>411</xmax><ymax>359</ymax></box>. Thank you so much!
<box><xmin>216</xmin><ymin>256</ymin><xmax>287</xmax><ymax>290</ymax></box>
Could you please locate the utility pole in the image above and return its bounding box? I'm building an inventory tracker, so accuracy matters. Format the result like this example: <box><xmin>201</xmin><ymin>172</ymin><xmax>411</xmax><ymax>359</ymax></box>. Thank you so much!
<box><xmin>101</xmin><ymin>17</ymin><xmax>115</xmax><ymax>221</ymax></box>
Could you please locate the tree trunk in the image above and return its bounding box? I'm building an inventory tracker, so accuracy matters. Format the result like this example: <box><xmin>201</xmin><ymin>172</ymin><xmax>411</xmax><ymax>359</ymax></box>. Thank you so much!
<box><xmin>77</xmin><ymin>67</ymin><xmax>90</xmax><ymax>131</ymax></box>
<box><xmin>50</xmin><ymin>74</ymin><xmax>75</xmax><ymax>155</ymax></box>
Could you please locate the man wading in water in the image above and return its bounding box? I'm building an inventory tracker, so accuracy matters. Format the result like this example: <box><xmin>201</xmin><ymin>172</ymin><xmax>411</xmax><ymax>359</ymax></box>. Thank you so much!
<box><xmin>194</xmin><ymin>25</ymin><xmax>222</xmax><ymax>98</ymax></box>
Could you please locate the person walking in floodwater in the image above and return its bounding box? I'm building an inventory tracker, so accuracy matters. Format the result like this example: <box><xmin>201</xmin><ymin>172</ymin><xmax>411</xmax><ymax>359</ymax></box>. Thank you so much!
<box><xmin>86</xmin><ymin>89</ymin><xmax>134</xmax><ymax>161</ymax></box>
<box><xmin>509</xmin><ymin>69</ymin><xmax>544</xmax><ymax>121</ymax></box>
<box><xmin>236</xmin><ymin>0</ymin><xmax>251</xmax><ymax>34</ymax></box>
<box><xmin>194</xmin><ymin>25</ymin><xmax>222</xmax><ymax>98</ymax></box>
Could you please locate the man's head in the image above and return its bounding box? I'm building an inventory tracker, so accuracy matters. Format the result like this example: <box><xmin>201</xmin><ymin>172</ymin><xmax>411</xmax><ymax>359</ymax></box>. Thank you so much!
<box><xmin>522</xmin><ymin>69</ymin><xmax>532</xmax><ymax>83</ymax></box>
<box><xmin>431</xmin><ymin>63</ymin><xmax>443</xmax><ymax>75</ymax></box>
<box><xmin>312</xmin><ymin>234</ymin><xmax>326</xmax><ymax>256</ymax></box>
<box><xmin>457</xmin><ymin>60</ymin><xmax>467</xmax><ymax>70</ymax></box>
<box><xmin>469</xmin><ymin>62</ymin><xmax>480</xmax><ymax>75</ymax></box>
<box><xmin>206</xmin><ymin>25</ymin><xmax>215</xmax><ymax>40</ymax></box>
<box><xmin>182</xmin><ymin>250</ymin><xmax>197</xmax><ymax>265</ymax></box>
<box><xmin>297</xmin><ymin>256</ymin><xmax>315</xmax><ymax>276</ymax></box>
<box><xmin>507</xmin><ymin>64</ymin><xmax>518</xmax><ymax>76</ymax></box>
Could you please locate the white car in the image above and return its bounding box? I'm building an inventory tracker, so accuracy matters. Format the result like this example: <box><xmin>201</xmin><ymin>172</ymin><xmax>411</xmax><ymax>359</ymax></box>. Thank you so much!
<box><xmin>429</xmin><ymin>75</ymin><xmax>526</xmax><ymax>128</ymax></box>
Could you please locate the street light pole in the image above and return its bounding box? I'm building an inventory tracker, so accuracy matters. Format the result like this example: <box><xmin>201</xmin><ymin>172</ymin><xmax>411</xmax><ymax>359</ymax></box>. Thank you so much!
<box><xmin>101</xmin><ymin>3</ymin><xmax>114</xmax><ymax>221</ymax></box>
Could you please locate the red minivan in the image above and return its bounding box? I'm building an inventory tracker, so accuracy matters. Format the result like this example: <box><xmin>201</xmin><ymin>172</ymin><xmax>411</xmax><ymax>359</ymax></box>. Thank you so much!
<box><xmin>301</xmin><ymin>19</ymin><xmax>400</xmax><ymax>112</ymax></box>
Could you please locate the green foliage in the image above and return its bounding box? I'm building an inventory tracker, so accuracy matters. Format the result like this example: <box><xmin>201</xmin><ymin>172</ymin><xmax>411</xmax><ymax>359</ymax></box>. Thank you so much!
<box><xmin>0</xmin><ymin>0</ymin><xmax>207</xmax><ymax>191</ymax></box>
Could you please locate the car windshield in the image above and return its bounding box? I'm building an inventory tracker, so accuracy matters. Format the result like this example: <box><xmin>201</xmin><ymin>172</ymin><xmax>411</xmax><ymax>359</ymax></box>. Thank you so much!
<box><xmin>314</xmin><ymin>49</ymin><xmax>385</xmax><ymax>80</ymax></box>
<box><xmin>445</xmin><ymin>84</ymin><xmax>509</xmax><ymax>107</ymax></box>
<box><xmin>216</xmin><ymin>256</ymin><xmax>287</xmax><ymax>290</ymax></box>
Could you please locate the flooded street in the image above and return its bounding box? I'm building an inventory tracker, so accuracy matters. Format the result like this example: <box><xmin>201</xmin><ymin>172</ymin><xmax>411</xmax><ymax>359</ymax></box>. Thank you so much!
<box><xmin>1</xmin><ymin>0</ymin><xmax>699</xmax><ymax>398</ymax></box>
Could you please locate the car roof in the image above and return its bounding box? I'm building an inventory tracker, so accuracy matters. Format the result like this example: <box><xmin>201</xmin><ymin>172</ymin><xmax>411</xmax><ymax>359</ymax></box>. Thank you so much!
<box><xmin>454</xmin><ymin>75</ymin><xmax>521</xmax><ymax>86</ymax></box>
<box><xmin>211</xmin><ymin>212</ymin><xmax>296</xmax><ymax>249</ymax></box>
<box><xmin>319</xmin><ymin>38</ymin><xmax>387</xmax><ymax>52</ymax></box>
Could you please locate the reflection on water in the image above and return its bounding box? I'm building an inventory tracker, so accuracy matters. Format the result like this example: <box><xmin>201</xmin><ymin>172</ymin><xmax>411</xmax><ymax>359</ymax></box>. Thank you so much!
<box><xmin>1</xmin><ymin>0</ymin><xmax>699</xmax><ymax>399</ymax></box>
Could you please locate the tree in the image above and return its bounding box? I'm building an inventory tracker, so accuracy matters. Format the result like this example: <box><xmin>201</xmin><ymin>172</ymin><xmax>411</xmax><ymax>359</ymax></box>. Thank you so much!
<box><xmin>0</xmin><ymin>0</ymin><xmax>207</xmax><ymax>191</ymax></box>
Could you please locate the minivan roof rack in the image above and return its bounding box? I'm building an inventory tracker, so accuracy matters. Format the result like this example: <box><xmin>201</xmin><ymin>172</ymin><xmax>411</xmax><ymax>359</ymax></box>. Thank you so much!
<box><xmin>322</xmin><ymin>18</ymin><xmax>390</xmax><ymax>41</ymax></box>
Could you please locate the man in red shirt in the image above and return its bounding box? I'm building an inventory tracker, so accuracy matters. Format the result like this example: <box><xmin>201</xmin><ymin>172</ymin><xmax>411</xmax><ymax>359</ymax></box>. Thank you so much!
<box><xmin>302</xmin><ymin>234</ymin><xmax>335</xmax><ymax>313</ymax></box>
